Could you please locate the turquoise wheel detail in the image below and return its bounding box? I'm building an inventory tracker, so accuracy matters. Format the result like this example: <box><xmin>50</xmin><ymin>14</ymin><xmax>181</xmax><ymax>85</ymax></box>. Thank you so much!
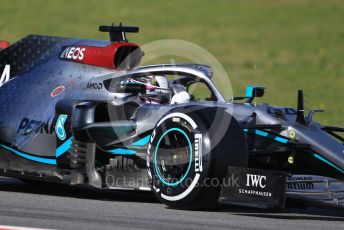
<box><xmin>154</xmin><ymin>128</ymin><xmax>193</xmax><ymax>187</ymax></box>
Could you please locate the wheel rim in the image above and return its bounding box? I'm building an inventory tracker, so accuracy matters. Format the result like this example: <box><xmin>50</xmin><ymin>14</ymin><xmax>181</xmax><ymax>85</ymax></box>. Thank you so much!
<box><xmin>154</xmin><ymin>128</ymin><xmax>193</xmax><ymax>187</ymax></box>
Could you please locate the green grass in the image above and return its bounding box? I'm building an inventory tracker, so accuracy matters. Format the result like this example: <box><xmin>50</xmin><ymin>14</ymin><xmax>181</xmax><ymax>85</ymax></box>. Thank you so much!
<box><xmin>1</xmin><ymin>0</ymin><xmax>343</xmax><ymax>125</ymax></box>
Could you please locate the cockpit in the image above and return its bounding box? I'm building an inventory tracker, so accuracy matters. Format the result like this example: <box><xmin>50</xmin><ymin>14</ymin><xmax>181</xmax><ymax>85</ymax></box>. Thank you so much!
<box><xmin>103</xmin><ymin>65</ymin><xmax>222</xmax><ymax>106</ymax></box>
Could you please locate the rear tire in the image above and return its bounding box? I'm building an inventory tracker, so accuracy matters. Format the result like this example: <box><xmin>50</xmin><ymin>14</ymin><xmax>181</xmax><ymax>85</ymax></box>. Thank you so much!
<box><xmin>147</xmin><ymin>106</ymin><xmax>248</xmax><ymax>210</ymax></box>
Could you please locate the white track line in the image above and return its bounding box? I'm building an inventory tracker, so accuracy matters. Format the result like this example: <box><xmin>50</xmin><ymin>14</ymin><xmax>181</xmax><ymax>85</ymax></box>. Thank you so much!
<box><xmin>0</xmin><ymin>225</ymin><xmax>53</xmax><ymax>230</ymax></box>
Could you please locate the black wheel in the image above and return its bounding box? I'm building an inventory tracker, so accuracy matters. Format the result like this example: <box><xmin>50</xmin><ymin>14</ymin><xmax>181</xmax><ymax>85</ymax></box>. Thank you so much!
<box><xmin>147</xmin><ymin>106</ymin><xmax>248</xmax><ymax>210</ymax></box>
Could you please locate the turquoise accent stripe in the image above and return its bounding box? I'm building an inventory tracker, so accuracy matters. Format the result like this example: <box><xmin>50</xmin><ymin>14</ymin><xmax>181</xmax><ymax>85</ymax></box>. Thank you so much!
<box><xmin>56</xmin><ymin>137</ymin><xmax>73</xmax><ymax>157</ymax></box>
<box><xmin>255</xmin><ymin>129</ymin><xmax>269</xmax><ymax>137</ymax></box>
<box><xmin>154</xmin><ymin>128</ymin><xmax>192</xmax><ymax>187</ymax></box>
<box><xmin>0</xmin><ymin>144</ymin><xmax>56</xmax><ymax>165</ymax></box>
<box><xmin>130</xmin><ymin>135</ymin><xmax>151</xmax><ymax>146</ymax></box>
<box><xmin>107</xmin><ymin>135</ymin><xmax>151</xmax><ymax>155</ymax></box>
<box><xmin>246</xmin><ymin>86</ymin><xmax>254</xmax><ymax>97</ymax></box>
<box><xmin>274</xmin><ymin>136</ymin><xmax>289</xmax><ymax>144</ymax></box>
<box><xmin>108</xmin><ymin>148</ymin><xmax>137</xmax><ymax>155</ymax></box>
<box><xmin>243</xmin><ymin>129</ymin><xmax>289</xmax><ymax>144</ymax></box>
<box><xmin>313</xmin><ymin>153</ymin><xmax>344</xmax><ymax>174</ymax></box>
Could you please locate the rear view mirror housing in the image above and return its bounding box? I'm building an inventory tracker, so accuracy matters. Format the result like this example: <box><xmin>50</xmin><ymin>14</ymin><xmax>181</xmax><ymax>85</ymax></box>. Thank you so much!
<box><xmin>246</xmin><ymin>86</ymin><xmax>265</xmax><ymax>98</ymax></box>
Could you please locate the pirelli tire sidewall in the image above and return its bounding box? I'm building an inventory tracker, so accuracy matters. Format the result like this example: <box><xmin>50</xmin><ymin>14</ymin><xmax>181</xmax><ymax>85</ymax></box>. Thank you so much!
<box><xmin>147</xmin><ymin>110</ymin><xmax>212</xmax><ymax>208</ymax></box>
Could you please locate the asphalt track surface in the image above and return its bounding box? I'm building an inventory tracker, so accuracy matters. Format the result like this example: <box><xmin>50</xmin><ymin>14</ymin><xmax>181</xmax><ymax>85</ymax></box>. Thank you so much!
<box><xmin>0</xmin><ymin>177</ymin><xmax>343</xmax><ymax>230</ymax></box>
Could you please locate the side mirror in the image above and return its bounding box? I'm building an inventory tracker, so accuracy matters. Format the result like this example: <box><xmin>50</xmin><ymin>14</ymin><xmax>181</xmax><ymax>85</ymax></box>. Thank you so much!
<box><xmin>230</xmin><ymin>86</ymin><xmax>265</xmax><ymax>103</ymax></box>
<box><xmin>246</xmin><ymin>86</ymin><xmax>265</xmax><ymax>98</ymax></box>
<box><xmin>245</xmin><ymin>86</ymin><xmax>265</xmax><ymax>103</ymax></box>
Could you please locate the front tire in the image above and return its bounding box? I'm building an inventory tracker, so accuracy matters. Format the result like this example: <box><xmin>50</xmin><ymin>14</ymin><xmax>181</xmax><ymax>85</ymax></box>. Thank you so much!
<box><xmin>147</xmin><ymin>107</ymin><xmax>248</xmax><ymax>210</ymax></box>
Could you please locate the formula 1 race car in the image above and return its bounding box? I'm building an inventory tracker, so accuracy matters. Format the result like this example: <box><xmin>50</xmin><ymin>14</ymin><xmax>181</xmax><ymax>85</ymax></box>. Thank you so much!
<box><xmin>0</xmin><ymin>25</ymin><xmax>343</xmax><ymax>210</ymax></box>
